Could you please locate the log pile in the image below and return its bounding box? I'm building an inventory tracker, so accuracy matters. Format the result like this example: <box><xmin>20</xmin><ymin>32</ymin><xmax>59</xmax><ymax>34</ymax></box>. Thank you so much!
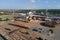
<box><xmin>9</xmin><ymin>21</ymin><xmax>30</xmax><ymax>29</ymax></box>
<box><xmin>0</xmin><ymin>23</ymin><xmax>4</xmax><ymax>28</ymax></box>
<box><xmin>45</xmin><ymin>20</ymin><xmax>55</xmax><ymax>27</ymax></box>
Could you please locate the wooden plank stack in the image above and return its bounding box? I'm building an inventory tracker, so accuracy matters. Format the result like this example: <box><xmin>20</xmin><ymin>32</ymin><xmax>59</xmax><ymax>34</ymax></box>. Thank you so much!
<box><xmin>9</xmin><ymin>21</ymin><xmax>30</xmax><ymax>29</ymax></box>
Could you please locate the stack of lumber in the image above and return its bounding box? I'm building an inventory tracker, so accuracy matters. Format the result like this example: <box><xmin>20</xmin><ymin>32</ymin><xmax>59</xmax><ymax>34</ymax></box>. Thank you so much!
<box><xmin>45</xmin><ymin>20</ymin><xmax>55</xmax><ymax>27</ymax></box>
<box><xmin>30</xmin><ymin>20</ymin><xmax>40</xmax><ymax>23</ymax></box>
<box><xmin>9</xmin><ymin>21</ymin><xmax>29</xmax><ymax>29</ymax></box>
<box><xmin>0</xmin><ymin>23</ymin><xmax>4</xmax><ymax>28</ymax></box>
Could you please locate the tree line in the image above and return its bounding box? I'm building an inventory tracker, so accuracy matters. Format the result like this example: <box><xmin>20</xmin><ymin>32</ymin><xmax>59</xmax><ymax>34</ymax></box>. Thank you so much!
<box><xmin>0</xmin><ymin>9</ymin><xmax>60</xmax><ymax>15</ymax></box>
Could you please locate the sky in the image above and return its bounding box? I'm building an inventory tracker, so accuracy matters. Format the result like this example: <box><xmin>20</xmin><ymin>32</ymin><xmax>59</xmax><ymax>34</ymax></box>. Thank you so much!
<box><xmin>0</xmin><ymin>0</ymin><xmax>60</xmax><ymax>9</ymax></box>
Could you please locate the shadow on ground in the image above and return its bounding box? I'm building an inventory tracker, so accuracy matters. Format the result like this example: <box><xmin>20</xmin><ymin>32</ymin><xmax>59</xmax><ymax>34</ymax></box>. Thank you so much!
<box><xmin>40</xmin><ymin>22</ymin><xmax>55</xmax><ymax>28</ymax></box>
<box><xmin>40</xmin><ymin>22</ymin><xmax>46</xmax><ymax>26</ymax></box>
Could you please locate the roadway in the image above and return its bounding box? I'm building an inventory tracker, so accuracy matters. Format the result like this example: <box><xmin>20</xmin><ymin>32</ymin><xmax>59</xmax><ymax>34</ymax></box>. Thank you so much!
<box><xmin>55</xmin><ymin>24</ymin><xmax>60</xmax><ymax>40</ymax></box>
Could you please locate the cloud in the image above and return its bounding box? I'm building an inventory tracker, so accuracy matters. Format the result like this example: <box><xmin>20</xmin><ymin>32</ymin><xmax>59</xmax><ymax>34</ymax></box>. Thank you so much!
<box><xmin>31</xmin><ymin>0</ymin><xmax>36</xmax><ymax>3</ymax></box>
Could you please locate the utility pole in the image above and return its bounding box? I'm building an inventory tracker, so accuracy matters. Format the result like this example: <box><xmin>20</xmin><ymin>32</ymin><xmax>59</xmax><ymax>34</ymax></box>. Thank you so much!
<box><xmin>13</xmin><ymin>10</ymin><xmax>14</xmax><ymax>16</ymax></box>
<box><xmin>46</xmin><ymin>9</ymin><xmax>48</xmax><ymax>18</ymax></box>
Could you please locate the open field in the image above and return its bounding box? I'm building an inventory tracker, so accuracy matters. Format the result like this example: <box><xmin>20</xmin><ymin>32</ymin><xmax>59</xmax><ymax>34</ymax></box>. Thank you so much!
<box><xmin>0</xmin><ymin>15</ymin><xmax>14</xmax><ymax>21</ymax></box>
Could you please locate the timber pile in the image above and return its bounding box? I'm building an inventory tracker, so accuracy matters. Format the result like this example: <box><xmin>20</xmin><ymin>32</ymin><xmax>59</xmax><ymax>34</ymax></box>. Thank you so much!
<box><xmin>0</xmin><ymin>23</ymin><xmax>4</xmax><ymax>28</ymax></box>
<box><xmin>8</xmin><ymin>28</ymin><xmax>38</xmax><ymax>40</ymax></box>
<box><xmin>9</xmin><ymin>21</ymin><xmax>30</xmax><ymax>29</ymax></box>
<box><xmin>30</xmin><ymin>20</ymin><xmax>40</xmax><ymax>23</ymax></box>
<box><xmin>45</xmin><ymin>20</ymin><xmax>55</xmax><ymax>27</ymax></box>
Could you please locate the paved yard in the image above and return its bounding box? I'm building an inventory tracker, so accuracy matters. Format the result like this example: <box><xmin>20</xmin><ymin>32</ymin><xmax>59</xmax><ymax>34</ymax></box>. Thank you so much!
<box><xmin>55</xmin><ymin>24</ymin><xmax>60</xmax><ymax>40</ymax></box>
